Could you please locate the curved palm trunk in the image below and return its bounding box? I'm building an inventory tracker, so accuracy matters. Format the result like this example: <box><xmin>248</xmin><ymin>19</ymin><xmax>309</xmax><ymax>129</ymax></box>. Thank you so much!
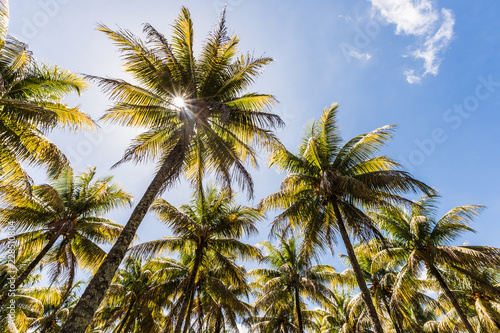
<box><xmin>332</xmin><ymin>203</ymin><xmax>385</xmax><ymax>333</ymax></box>
<box><xmin>173</xmin><ymin>245</ymin><xmax>204</xmax><ymax>333</ymax></box>
<box><xmin>214</xmin><ymin>310</ymin><xmax>222</xmax><ymax>333</ymax></box>
<box><xmin>0</xmin><ymin>229</ymin><xmax>62</xmax><ymax>309</ymax></box>
<box><xmin>182</xmin><ymin>290</ymin><xmax>196</xmax><ymax>333</ymax></box>
<box><xmin>61</xmin><ymin>139</ymin><xmax>188</xmax><ymax>333</ymax></box>
<box><xmin>294</xmin><ymin>282</ymin><xmax>304</xmax><ymax>333</ymax></box>
<box><xmin>427</xmin><ymin>264</ymin><xmax>476</xmax><ymax>333</ymax></box>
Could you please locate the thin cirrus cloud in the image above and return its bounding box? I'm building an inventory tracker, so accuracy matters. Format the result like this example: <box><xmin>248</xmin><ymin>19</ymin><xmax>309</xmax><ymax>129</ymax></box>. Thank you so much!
<box><xmin>369</xmin><ymin>0</ymin><xmax>455</xmax><ymax>84</ymax></box>
<box><xmin>350</xmin><ymin>50</ymin><xmax>373</xmax><ymax>61</ymax></box>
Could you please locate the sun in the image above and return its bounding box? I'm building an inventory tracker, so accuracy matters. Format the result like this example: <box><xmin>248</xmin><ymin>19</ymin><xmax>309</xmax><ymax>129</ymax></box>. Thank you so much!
<box><xmin>173</xmin><ymin>97</ymin><xmax>186</xmax><ymax>108</ymax></box>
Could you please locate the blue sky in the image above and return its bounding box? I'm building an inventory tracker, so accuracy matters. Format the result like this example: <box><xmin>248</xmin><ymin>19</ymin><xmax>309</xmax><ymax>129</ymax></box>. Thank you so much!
<box><xmin>6</xmin><ymin>0</ymin><xmax>500</xmax><ymax>274</ymax></box>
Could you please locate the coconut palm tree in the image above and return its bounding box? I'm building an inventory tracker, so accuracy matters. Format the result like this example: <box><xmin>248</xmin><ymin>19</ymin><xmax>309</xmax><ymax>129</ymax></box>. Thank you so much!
<box><xmin>128</xmin><ymin>184</ymin><xmax>262</xmax><ymax>333</ymax></box>
<box><xmin>311</xmin><ymin>288</ymin><xmax>372</xmax><ymax>333</ymax></box>
<box><xmin>62</xmin><ymin>7</ymin><xmax>282</xmax><ymax>331</ymax></box>
<box><xmin>249</xmin><ymin>235</ymin><xmax>337</xmax><ymax>333</ymax></box>
<box><xmin>259</xmin><ymin>104</ymin><xmax>434</xmax><ymax>333</ymax></box>
<box><xmin>90</xmin><ymin>256</ymin><xmax>174</xmax><ymax>333</ymax></box>
<box><xmin>0</xmin><ymin>0</ymin><xmax>94</xmax><ymax>189</ymax></box>
<box><xmin>248</xmin><ymin>307</ymin><xmax>301</xmax><ymax>333</ymax></box>
<box><xmin>184</xmin><ymin>251</ymin><xmax>254</xmax><ymax>333</ymax></box>
<box><xmin>371</xmin><ymin>198</ymin><xmax>500</xmax><ymax>333</ymax></box>
<box><xmin>0</xmin><ymin>286</ymin><xmax>48</xmax><ymax>333</ymax></box>
<box><xmin>28</xmin><ymin>281</ymin><xmax>83</xmax><ymax>333</ymax></box>
<box><xmin>338</xmin><ymin>241</ymin><xmax>441</xmax><ymax>333</ymax></box>
<box><xmin>0</xmin><ymin>167</ymin><xmax>132</xmax><ymax>309</ymax></box>
<box><xmin>0</xmin><ymin>250</ymin><xmax>44</xmax><ymax>332</ymax></box>
<box><xmin>430</xmin><ymin>266</ymin><xmax>500</xmax><ymax>332</ymax></box>
<box><xmin>0</xmin><ymin>266</ymin><xmax>80</xmax><ymax>333</ymax></box>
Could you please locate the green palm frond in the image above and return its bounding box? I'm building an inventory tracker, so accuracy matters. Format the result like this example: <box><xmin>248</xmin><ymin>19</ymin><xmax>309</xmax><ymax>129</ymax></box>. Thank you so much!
<box><xmin>92</xmin><ymin>7</ymin><xmax>282</xmax><ymax>199</ymax></box>
<box><xmin>0</xmin><ymin>166</ymin><xmax>131</xmax><ymax>305</ymax></box>
<box><xmin>0</xmin><ymin>25</ymin><xmax>94</xmax><ymax>188</ymax></box>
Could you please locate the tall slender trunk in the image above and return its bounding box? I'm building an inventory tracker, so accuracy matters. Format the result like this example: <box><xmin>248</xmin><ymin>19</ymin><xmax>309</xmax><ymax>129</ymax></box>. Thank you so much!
<box><xmin>182</xmin><ymin>290</ymin><xmax>195</xmax><ymax>333</ymax></box>
<box><xmin>196</xmin><ymin>295</ymin><xmax>203</xmax><ymax>333</ymax></box>
<box><xmin>294</xmin><ymin>280</ymin><xmax>304</xmax><ymax>333</ymax></box>
<box><xmin>382</xmin><ymin>294</ymin><xmax>403</xmax><ymax>333</ymax></box>
<box><xmin>0</xmin><ymin>229</ymin><xmax>62</xmax><ymax>309</ymax></box>
<box><xmin>60</xmin><ymin>139</ymin><xmax>188</xmax><ymax>333</ymax></box>
<box><xmin>214</xmin><ymin>310</ymin><xmax>222</xmax><ymax>333</ymax></box>
<box><xmin>332</xmin><ymin>203</ymin><xmax>385</xmax><ymax>333</ymax></box>
<box><xmin>173</xmin><ymin>245</ymin><xmax>204</xmax><ymax>333</ymax></box>
<box><xmin>427</xmin><ymin>264</ymin><xmax>476</xmax><ymax>333</ymax></box>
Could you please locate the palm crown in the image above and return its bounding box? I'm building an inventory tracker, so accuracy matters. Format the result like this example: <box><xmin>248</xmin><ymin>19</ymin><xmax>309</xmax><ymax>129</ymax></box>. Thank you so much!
<box><xmin>249</xmin><ymin>235</ymin><xmax>337</xmax><ymax>333</ymax></box>
<box><xmin>371</xmin><ymin>197</ymin><xmax>500</xmax><ymax>333</ymax></box>
<box><xmin>0</xmin><ymin>167</ymin><xmax>132</xmax><ymax>309</ymax></box>
<box><xmin>0</xmin><ymin>1</ymin><xmax>94</xmax><ymax>188</ymax></box>
<box><xmin>129</xmin><ymin>184</ymin><xmax>262</xmax><ymax>332</ymax></box>
<box><xmin>90</xmin><ymin>256</ymin><xmax>171</xmax><ymax>333</ymax></box>
<box><xmin>92</xmin><ymin>7</ymin><xmax>283</xmax><ymax>195</ymax></box>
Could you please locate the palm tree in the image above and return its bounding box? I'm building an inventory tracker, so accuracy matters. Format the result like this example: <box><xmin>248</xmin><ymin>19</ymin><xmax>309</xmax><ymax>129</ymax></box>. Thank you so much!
<box><xmin>260</xmin><ymin>104</ymin><xmax>434</xmax><ymax>333</ymax></box>
<box><xmin>90</xmin><ymin>256</ymin><xmax>173</xmax><ymax>333</ymax></box>
<box><xmin>62</xmin><ymin>7</ymin><xmax>282</xmax><ymax>332</ymax></box>
<box><xmin>192</xmin><ymin>259</ymin><xmax>254</xmax><ymax>333</ymax></box>
<box><xmin>339</xmin><ymin>241</ymin><xmax>440</xmax><ymax>333</ymax></box>
<box><xmin>249</xmin><ymin>235</ymin><xmax>336</xmax><ymax>333</ymax></box>
<box><xmin>0</xmin><ymin>0</ymin><xmax>94</xmax><ymax>189</ymax></box>
<box><xmin>28</xmin><ymin>281</ymin><xmax>83</xmax><ymax>333</ymax></box>
<box><xmin>248</xmin><ymin>307</ymin><xmax>300</xmax><ymax>333</ymax></box>
<box><xmin>0</xmin><ymin>250</ymin><xmax>44</xmax><ymax>333</ymax></box>
<box><xmin>0</xmin><ymin>167</ymin><xmax>132</xmax><ymax>309</ymax></box>
<box><xmin>371</xmin><ymin>197</ymin><xmax>500</xmax><ymax>333</ymax></box>
<box><xmin>431</xmin><ymin>266</ymin><xmax>500</xmax><ymax>332</ymax></box>
<box><xmin>0</xmin><ymin>286</ymin><xmax>47</xmax><ymax>332</ymax></box>
<box><xmin>461</xmin><ymin>267</ymin><xmax>500</xmax><ymax>332</ymax></box>
<box><xmin>128</xmin><ymin>184</ymin><xmax>262</xmax><ymax>333</ymax></box>
<box><xmin>311</xmin><ymin>289</ymin><xmax>369</xmax><ymax>333</ymax></box>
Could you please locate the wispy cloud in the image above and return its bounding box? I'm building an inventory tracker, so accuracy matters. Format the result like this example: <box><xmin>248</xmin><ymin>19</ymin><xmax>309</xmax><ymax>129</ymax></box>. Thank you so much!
<box><xmin>369</xmin><ymin>0</ymin><xmax>455</xmax><ymax>83</ymax></box>
<box><xmin>350</xmin><ymin>50</ymin><xmax>373</xmax><ymax>61</ymax></box>
<box><xmin>338</xmin><ymin>14</ymin><xmax>353</xmax><ymax>21</ymax></box>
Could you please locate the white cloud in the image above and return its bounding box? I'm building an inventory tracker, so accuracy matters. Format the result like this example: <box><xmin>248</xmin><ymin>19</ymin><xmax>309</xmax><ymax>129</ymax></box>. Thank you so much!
<box><xmin>338</xmin><ymin>14</ymin><xmax>353</xmax><ymax>21</ymax></box>
<box><xmin>369</xmin><ymin>0</ymin><xmax>455</xmax><ymax>83</ymax></box>
<box><xmin>349</xmin><ymin>50</ymin><xmax>372</xmax><ymax>61</ymax></box>
<box><xmin>403</xmin><ymin>69</ymin><xmax>422</xmax><ymax>84</ymax></box>
<box><xmin>411</xmin><ymin>8</ymin><xmax>454</xmax><ymax>76</ymax></box>
<box><xmin>370</xmin><ymin>0</ymin><xmax>439</xmax><ymax>35</ymax></box>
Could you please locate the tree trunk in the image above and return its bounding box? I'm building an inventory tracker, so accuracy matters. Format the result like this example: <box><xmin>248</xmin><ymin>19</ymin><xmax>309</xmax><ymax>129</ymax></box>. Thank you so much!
<box><xmin>332</xmin><ymin>203</ymin><xmax>385</xmax><ymax>333</ymax></box>
<box><xmin>196</xmin><ymin>295</ymin><xmax>203</xmax><ymax>333</ymax></box>
<box><xmin>294</xmin><ymin>280</ymin><xmax>304</xmax><ymax>333</ymax></box>
<box><xmin>0</xmin><ymin>229</ymin><xmax>62</xmax><ymax>309</ymax></box>
<box><xmin>60</xmin><ymin>139</ymin><xmax>187</xmax><ymax>333</ymax></box>
<box><xmin>427</xmin><ymin>264</ymin><xmax>476</xmax><ymax>333</ymax></box>
<box><xmin>214</xmin><ymin>310</ymin><xmax>222</xmax><ymax>333</ymax></box>
<box><xmin>182</xmin><ymin>290</ymin><xmax>195</xmax><ymax>333</ymax></box>
<box><xmin>173</xmin><ymin>245</ymin><xmax>204</xmax><ymax>333</ymax></box>
<box><xmin>382</xmin><ymin>294</ymin><xmax>403</xmax><ymax>333</ymax></box>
